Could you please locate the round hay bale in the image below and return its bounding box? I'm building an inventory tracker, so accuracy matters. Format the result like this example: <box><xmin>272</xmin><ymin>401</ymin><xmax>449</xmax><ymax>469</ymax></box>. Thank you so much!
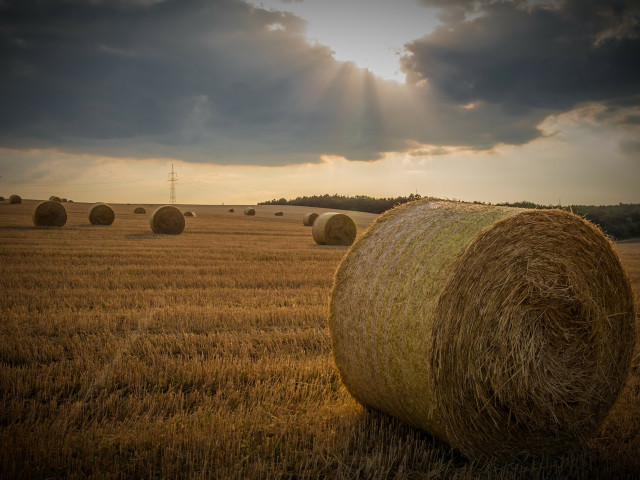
<box><xmin>68</xmin><ymin>200</ymin><xmax>73</xmax><ymax>203</ymax></box>
<box><xmin>329</xmin><ymin>200</ymin><xmax>636</xmax><ymax>460</ymax></box>
<box><xmin>312</xmin><ymin>213</ymin><xmax>356</xmax><ymax>246</ymax></box>
<box><xmin>244</xmin><ymin>207</ymin><xmax>255</xmax><ymax>216</ymax></box>
<box><xmin>88</xmin><ymin>202</ymin><xmax>115</xmax><ymax>225</ymax></box>
<box><xmin>49</xmin><ymin>196</ymin><xmax>61</xmax><ymax>203</ymax></box>
<box><xmin>150</xmin><ymin>205</ymin><xmax>185</xmax><ymax>234</ymax></box>
<box><xmin>61</xmin><ymin>198</ymin><xmax>67</xmax><ymax>202</ymax></box>
<box><xmin>32</xmin><ymin>200</ymin><xmax>67</xmax><ymax>227</ymax></box>
<box><xmin>274</xmin><ymin>211</ymin><xmax>284</xmax><ymax>216</ymax></box>
<box><xmin>303</xmin><ymin>212</ymin><xmax>319</xmax><ymax>226</ymax></box>
<box><xmin>9</xmin><ymin>194</ymin><xmax>22</xmax><ymax>204</ymax></box>
<box><xmin>228</xmin><ymin>208</ymin><xmax>235</xmax><ymax>213</ymax></box>
<box><xmin>183</xmin><ymin>211</ymin><xmax>196</xmax><ymax>217</ymax></box>
<box><xmin>0</xmin><ymin>196</ymin><xmax>5</xmax><ymax>201</ymax></box>
<box><xmin>134</xmin><ymin>207</ymin><xmax>146</xmax><ymax>214</ymax></box>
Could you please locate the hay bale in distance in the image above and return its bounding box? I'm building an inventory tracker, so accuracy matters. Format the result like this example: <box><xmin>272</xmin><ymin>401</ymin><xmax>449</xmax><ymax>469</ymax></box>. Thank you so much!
<box><xmin>244</xmin><ymin>207</ymin><xmax>256</xmax><ymax>216</ymax></box>
<box><xmin>61</xmin><ymin>198</ymin><xmax>67</xmax><ymax>202</ymax></box>
<box><xmin>228</xmin><ymin>208</ymin><xmax>235</xmax><ymax>213</ymax></box>
<box><xmin>150</xmin><ymin>205</ymin><xmax>185</xmax><ymax>234</ymax></box>
<box><xmin>68</xmin><ymin>200</ymin><xmax>74</xmax><ymax>203</ymax></box>
<box><xmin>33</xmin><ymin>200</ymin><xmax>67</xmax><ymax>227</ymax></box>
<box><xmin>183</xmin><ymin>211</ymin><xmax>196</xmax><ymax>217</ymax></box>
<box><xmin>312</xmin><ymin>213</ymin><xmax>356</xmax><ymax>246</ymax></box>
<box><xmin>9</xmin><ymin>194</ymin><xmax>21</xmax><ymax>204</ymax></box>
<box><xmin>274</xmin><ymin>211</ymin><xmax>284</xmax><ymax>216</ymax></box>
<box><xmin>49</xmin><ymin>196</ymin><xmax>62</xmax><ymax>203</ymax></box>
<box><xmin>329</xmin><ymin>199</ymin><xmax>636</xmax><ymax>460</ymax></box>
<box><xmin>303</xmin><ymin>212</ymin><xmax>318</xmax><ymax>226</ymax></box>
<box><xmin>0</xmin><ymin>196</ymin><xmax>4</xmax><ymax>201</ymax></box>
<box><xmin>134</xmin><ymin>207</ymin><xmax>146</xmax><ymax>214</ymax></box>
<box><xmin>88</xmin><ymin>202</ymin><xmax>115</xmax><ymax>225</ymax></box>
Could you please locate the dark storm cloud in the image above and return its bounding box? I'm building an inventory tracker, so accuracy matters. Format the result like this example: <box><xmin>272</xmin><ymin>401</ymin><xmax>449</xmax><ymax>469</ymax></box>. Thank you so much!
<box><xmin>0</xmin><ymin>0</ymin><xmax>638</xmax><ymax>166</ymax></box>
<box><xmin>405</xmin><ymin>0</ymin><xmax>640</xmax><ymax>113</ymax></box>
<box><xmin>0</xmin><ymin>0</ymin><xmax>412</xmax><ymax>164</ymax></box>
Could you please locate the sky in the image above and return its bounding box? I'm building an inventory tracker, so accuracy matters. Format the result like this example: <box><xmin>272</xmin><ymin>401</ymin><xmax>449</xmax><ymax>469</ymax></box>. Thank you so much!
<box><xmin>0</xmin><ymin>0</ymin><xmax>638</xmax><ymax>206</ymax></box>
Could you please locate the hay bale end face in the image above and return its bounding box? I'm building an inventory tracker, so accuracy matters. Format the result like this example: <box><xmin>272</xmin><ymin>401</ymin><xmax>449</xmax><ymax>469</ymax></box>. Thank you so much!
<box><xmin>303</xmin><ymin>212</ymin><xmax>318</xmax><ymax>226</ymax></box>
<box><xmin>0</xmin><ymin>196</ymin><xmax>4</xmax><ymax>201</ymax></box>
<box><xmin>329</xmin><ymin>200</ymin><xmax>636</xmax><ymax>460</ymax></box>
<box><xmin>134</xmin><ymin>207</ymin><xmax>146</xmax><ymax>214</ymax></box>
<box><xmin>228</xmin><ymin>208</ymin><xmax>235</xmax><ymax>213</ymax></box>
<box><xmin>150</xmin><ymin>205</ymin><xmax>185</xmax><ymax>234</ymax></box>
<box><xmin>61</xmin><ymin>198</ymin><xmax>67</xmax><ymax>202</ymax></box>
<box><xmin>49</xmin><ymin>196</ymin><xmax>62</xmax><ymax>203</ymax></box>
<box><xmin>88</xmin><ymin>202</ymin><xmax>115</xmax><ymax>225</ymax></box>
<box><xmin>33</xmin><ymin>201</ymin><xmax>67</xmax><ymax>227</ymax></box>
<box><xmin>9</xmin><ymin>194</ymin><xmax>22</xmax><ymax>204</ymax></box>
<box><xmin>312</xmin><ymin>213</ymin><xmax>356</xmax><ymax>246</ymax></box>
<box><xmin>274</xmin><ymin>211</ymin><xmax>284</xmax><ymax>216</ymax></box>
<box><xmin>183</xmin><ymin>211</ymin><xmax>196</xmax><ymax>217</ymax></box>
<box><xmin>244</xmin><ymin>207</ymin><xmax>256</xmax><ymax>216</ymax></box>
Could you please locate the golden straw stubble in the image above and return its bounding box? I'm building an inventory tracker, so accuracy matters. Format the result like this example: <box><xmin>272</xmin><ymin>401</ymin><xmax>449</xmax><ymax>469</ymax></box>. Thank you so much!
<box><xmin>150</xmin><ymin>205</ymin><xmax>185</xmax><ymax>234</ymax></box>
<box><xmin>33</xmin><ymin>200</ymin><xmax>67</xmax><ymax>227</ymax></box>
<box><xmin>312</xmin><ymin>213</ymin><xmax>356</xmax><ymax>246</ymax></box>
<box><xmin>329</xmin><ymin>199</ymin><xmax>636</xmax><ymax>460</ymax></box>
<box><xmin>88</xmin><ymin>202</ymin><xmax>115</xmax><ymax>225</ymax></box>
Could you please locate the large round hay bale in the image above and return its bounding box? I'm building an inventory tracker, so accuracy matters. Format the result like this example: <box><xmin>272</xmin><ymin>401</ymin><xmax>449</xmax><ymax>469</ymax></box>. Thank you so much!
<box><xmin>150</xmin><ymin>205</ymin><xmax>185</xmax><ymax>234</ymax></box>
<box><xmin>88</xmin><ymin>202</ymin><xmax>115</xmax><ymax>225</ymax></box>
<box><xmin>9</xmin><ymin>194</ymin><xmax>21</xmax><ymax>204</ymax></box>
<box><xmin>303</xmin><ymin>212</ymin><xmax>318</xmax><ymax>226</ymax></box>
<box><xmin>134</xmin><ymin>207</ymin><xmax>146</xmax><ymax>214</ymax></box>
<box><xmin>312</xmin><ymin>213</ymin><xmax>356</xmax><ymax>246</ymax></box>
<box><xmin>32</xmin><ymin>201</ymin><xmax>67</xmax><ymax>227</ymax></box>
<box><xmin>274</xmin><ymin>211</ymin><xmax>283</xmax><ymax>216</ymax></box>
<box><xmin>228</xmin><ymin>208</ymin><xmax>235</xmax><ymax>213</ymax></box>
<box><xmin>329</xmin><ymin>200</ymin><xmax>636</xmax><ymax>460</ymax></box>
<box><xmin>49</xmin><ymin>196</ymin><xmax>61</xmax><ymax>203</ymax></box>
<box><xmin>0</xmin><ymin>196</ymin><xmax>5</xmax><ymax>201</ymax></box>
<box><xmin>244</xmin><ymin>207</ymin><xmax>255</xmax><ymax>216</ymax></box>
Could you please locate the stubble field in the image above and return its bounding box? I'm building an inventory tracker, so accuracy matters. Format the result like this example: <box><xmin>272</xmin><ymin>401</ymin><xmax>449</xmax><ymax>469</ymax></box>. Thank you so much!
<box><xmin>1</xmin><ymin>199</ymin><xmax>639</xmax><ymax>479</ymax></box>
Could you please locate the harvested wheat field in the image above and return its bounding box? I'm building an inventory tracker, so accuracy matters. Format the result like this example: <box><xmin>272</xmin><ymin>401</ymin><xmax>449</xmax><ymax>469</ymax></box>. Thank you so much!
<box><xmin>0</xmin><ymin>199</ymin><xmax>639</xmax><ymax>479</ymax></box>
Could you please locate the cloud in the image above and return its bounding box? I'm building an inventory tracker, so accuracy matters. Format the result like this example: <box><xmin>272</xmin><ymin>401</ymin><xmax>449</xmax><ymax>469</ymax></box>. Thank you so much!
<box><xmin>404</xmin><ymin>1</ymin><xmax>640</xmax><ymax>112</ymax></box>
<box><xmin>0</xmin><ymin>0</ymin><xmax>638</xmax><ymax>167</ymax></box>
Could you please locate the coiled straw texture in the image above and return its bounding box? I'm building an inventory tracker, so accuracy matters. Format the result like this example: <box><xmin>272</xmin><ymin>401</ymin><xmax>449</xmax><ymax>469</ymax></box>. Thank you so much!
<box><xmin>88</xmin><ymin>203</ymin><xmax>115</xmax><ymax>225</ymax></box>
<box><xmin>303</xmin><ymin>212</ymin><xmax>319</xmax><ymax>226</ymax></box>
<box><xmin>33</xmin><ymin>201</ymin><xmax>67</xmax><ymax>227</ymax></box>
<box><xmin>150</xmin><ymin>205</ymin><xmax>185</xmax><ymax>235</ymax></box>
<box><xmin>312</xmin><ymin>213</ymin><xmax>356</xmax><ymax>246</ymax></box>
<box><xmin>329</xmin><ymin>200</ymin><xmax>636</xmax><ymax>460</ymax></box>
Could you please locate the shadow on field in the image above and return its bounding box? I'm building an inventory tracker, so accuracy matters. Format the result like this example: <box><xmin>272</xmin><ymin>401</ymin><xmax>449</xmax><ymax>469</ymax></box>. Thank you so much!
<box><xmin>310</xmin><ymin>245</ymin><xmax>351</xmax><ymax>251</ymax></box>
<box><xmin>332</xmin><ymin>409</ymin><xmax>640</xmax><ymax>479</ymax></box>
<box><xmin>125</xmin><ymin>233</ymin><xmax>160</xmax><ymax>239</ymax></box>
<box><xmin>0</xmin><ymin>225</ymin><xmax>64</xmax><ymax>230</ymax></box>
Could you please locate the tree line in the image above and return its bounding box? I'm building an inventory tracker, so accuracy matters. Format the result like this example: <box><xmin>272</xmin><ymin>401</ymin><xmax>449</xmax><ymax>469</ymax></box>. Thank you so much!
<box><xmin>259</xmin><ymin>195</ymin><xmax>640</xmax><ymax>240</ymax></box>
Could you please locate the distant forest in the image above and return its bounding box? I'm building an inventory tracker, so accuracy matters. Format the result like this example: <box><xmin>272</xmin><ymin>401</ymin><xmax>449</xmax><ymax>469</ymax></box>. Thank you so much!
<box><xmin>259</xmin><ymin>194</ymin><xmax>640</xmax><ymax>240</ymax></box>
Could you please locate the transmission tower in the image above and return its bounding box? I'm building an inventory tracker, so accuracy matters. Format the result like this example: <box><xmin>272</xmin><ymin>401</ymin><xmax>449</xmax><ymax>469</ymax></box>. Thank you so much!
<box><xmin>168</xmin><ymin>163</ymin><xmax>178</xmax><ymax>204</ymax></box>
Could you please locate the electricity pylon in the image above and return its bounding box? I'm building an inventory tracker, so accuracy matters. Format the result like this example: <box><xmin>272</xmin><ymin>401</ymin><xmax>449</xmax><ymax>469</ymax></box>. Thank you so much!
<box><xmin>168</xmin><ymin>164</ymin><xmax>178</xmax><ymax>204</ymax></box>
